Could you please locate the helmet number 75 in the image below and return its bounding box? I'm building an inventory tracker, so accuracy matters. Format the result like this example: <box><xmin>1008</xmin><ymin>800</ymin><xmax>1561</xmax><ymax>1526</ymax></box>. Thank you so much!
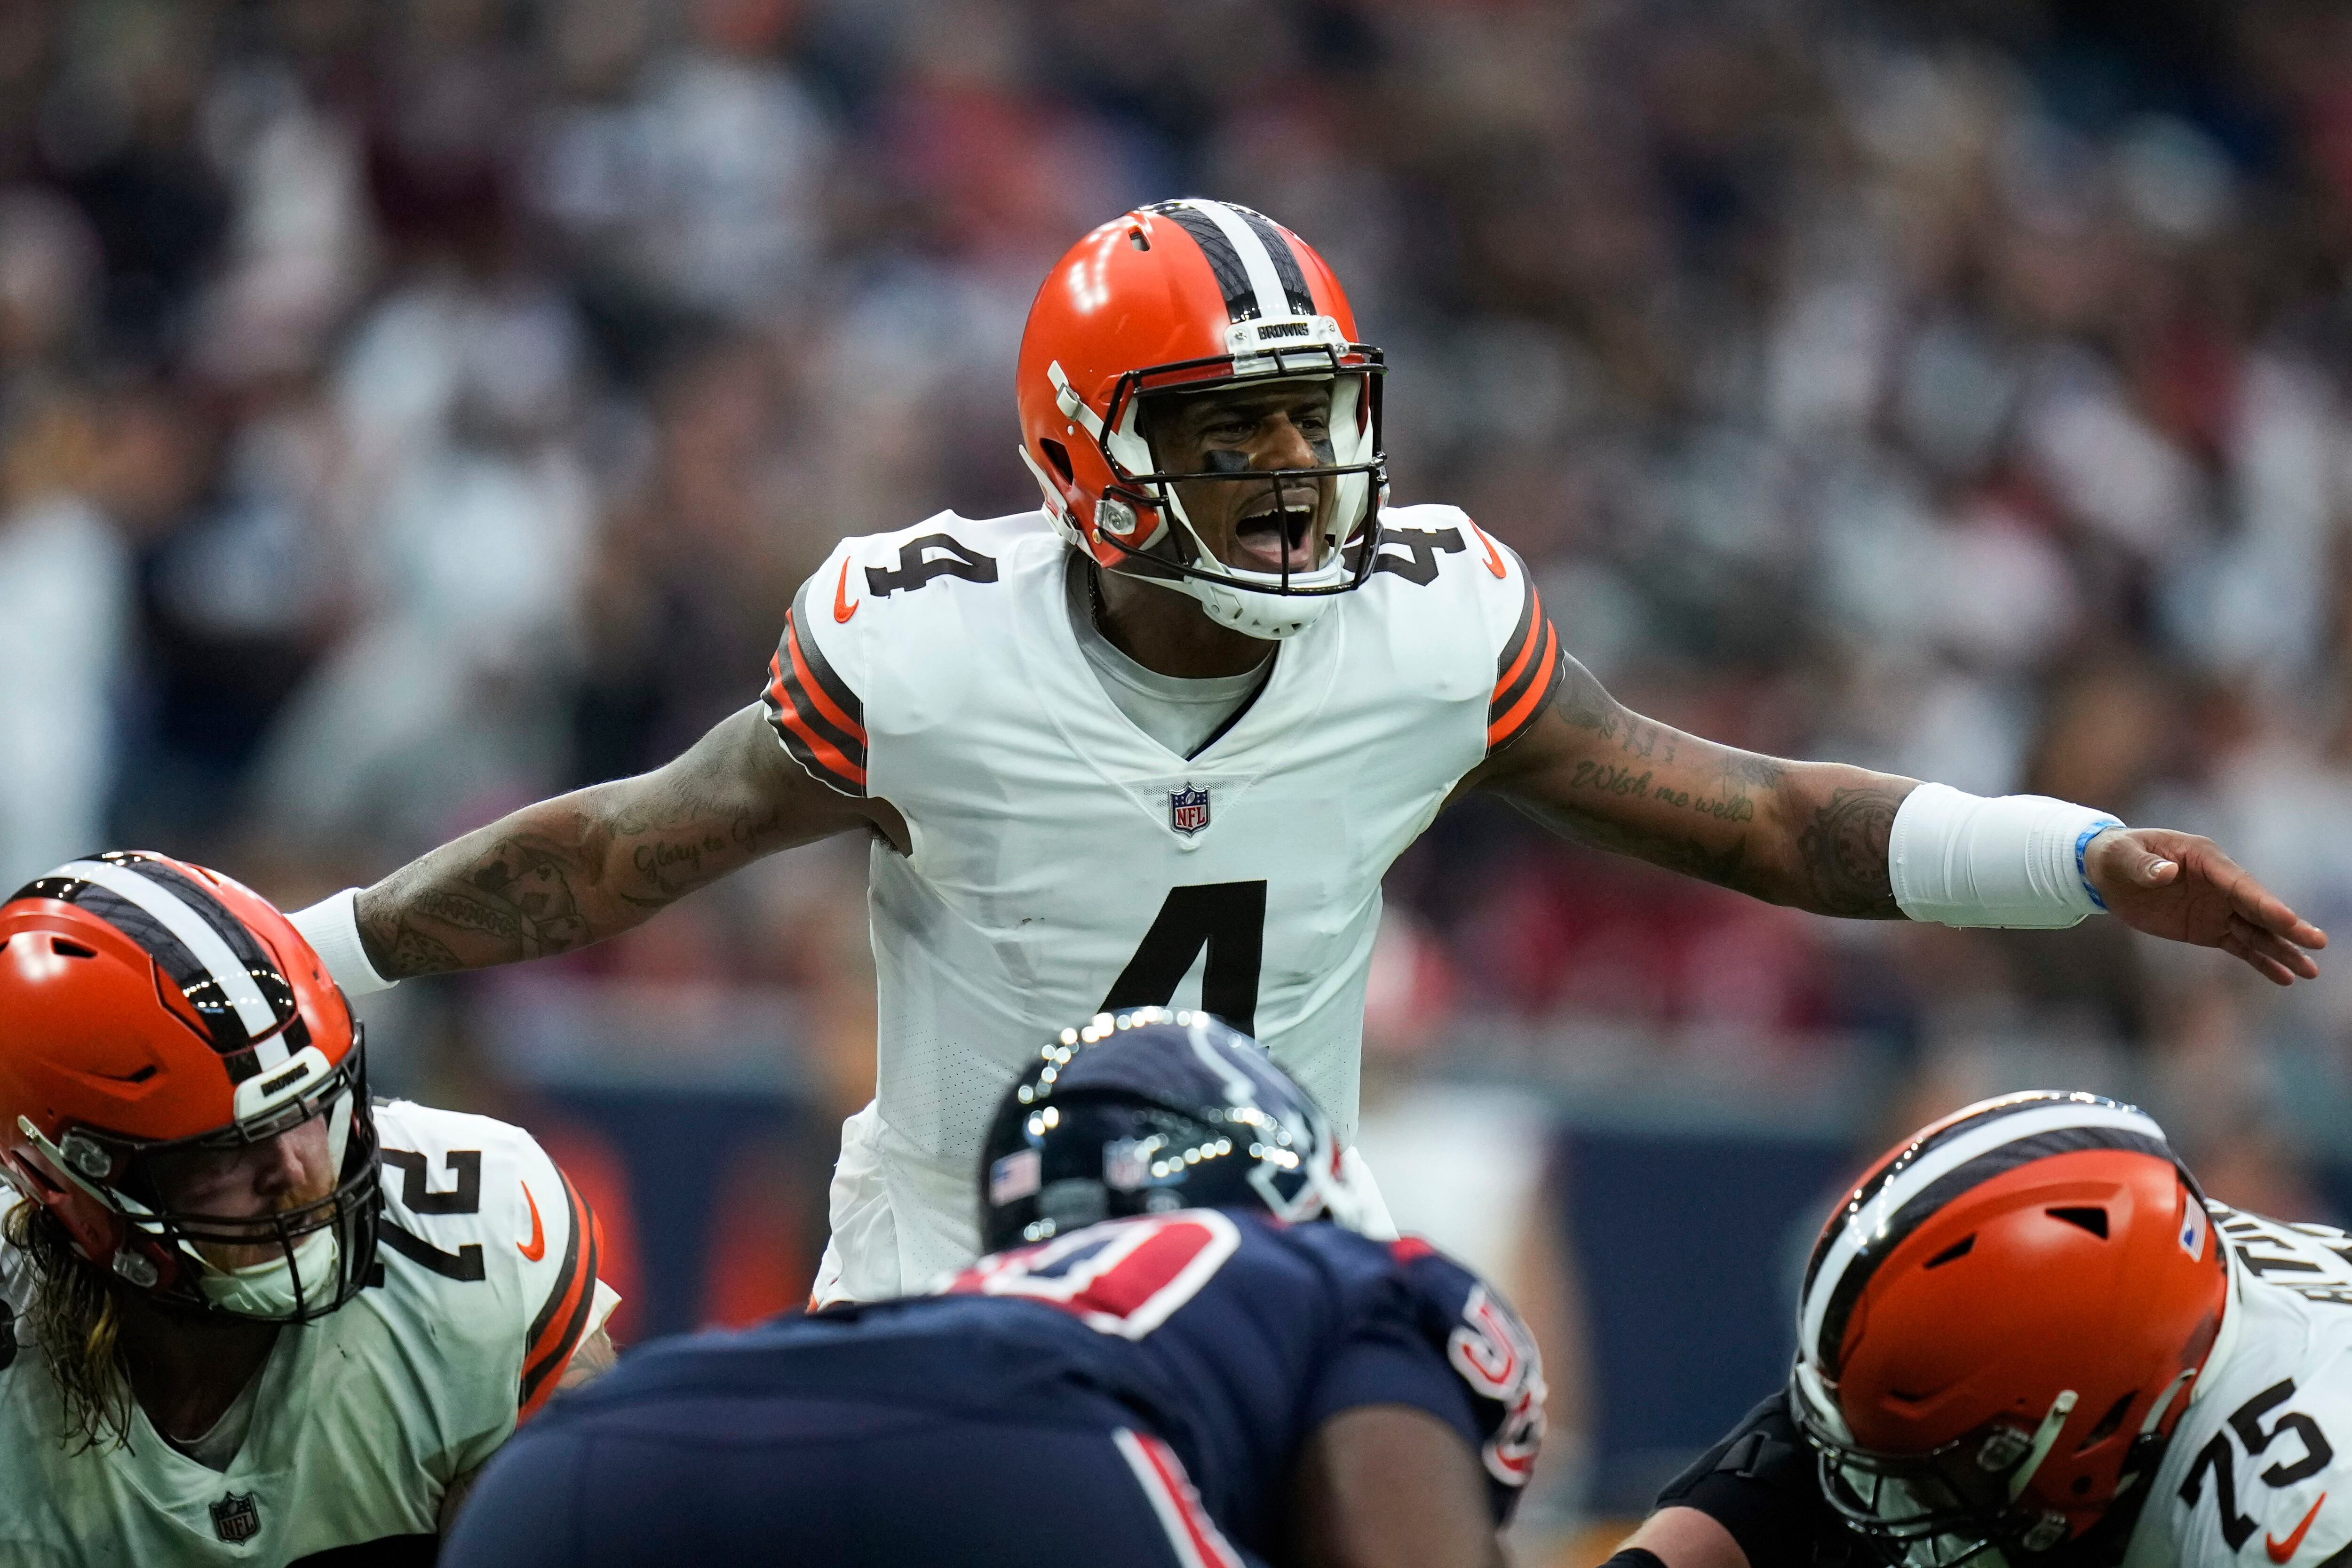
<box><xmin>2179</xmin><ymin>1380</ymin><xmax>2334</xmax><ymax>1552</ymax></box>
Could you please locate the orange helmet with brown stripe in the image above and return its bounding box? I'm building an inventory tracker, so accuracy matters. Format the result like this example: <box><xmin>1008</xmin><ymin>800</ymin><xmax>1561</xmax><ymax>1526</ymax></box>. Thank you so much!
<box><xmin>1015</xmin><ymin>199</ymin><xmax>1386</xmax><ymax>642</ymax></box>
<box><xmin>0</xmin><ymin>851</ymin><xmax>379</xmax><ymax>1321</ymax></box>
<box><xmin>1790</xmin><ymin>1092</ymin><xmax>2227</xmax><ymax>1567</ymax></box>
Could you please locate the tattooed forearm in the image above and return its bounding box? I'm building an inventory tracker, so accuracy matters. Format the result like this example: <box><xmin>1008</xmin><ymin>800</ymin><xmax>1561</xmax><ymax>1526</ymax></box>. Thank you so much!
<box><xmin>361</xmin><ymin>827</ymin><xmax>604</xmax><ymax>978</ymax></box>
<box><xmin>1794</xmin><ymin>784</ymin><xmax>1906</xmax><ymax>918</ymax></box>
<box><xmin>1474</xmin><ymin>647</ymin><xmax>1919</xmax><ymax>916</ymax></box>
<box><xmin>1553</xmin><ymin>658</ymin><xmax>1619</xmax><ymax>737</ymax></box>
<box><xmin>351</xmin><ymin>704</ymin><xmax>861</xmax><ymax>980</ymax></box>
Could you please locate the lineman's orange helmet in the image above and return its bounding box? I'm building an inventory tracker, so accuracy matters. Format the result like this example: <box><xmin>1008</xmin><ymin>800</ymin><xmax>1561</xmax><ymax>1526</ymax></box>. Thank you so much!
<box><xmin>0</xmin><ymin>852</ymin><xmax>379</xmax><ymax>1321</ymax></box>
<box><xmin>1790</xmin><ymin>1092</ymin><xmax>2227</xmax><ymax>1565</ymax></box>
<box><xmin>1015</xmin><ymin>198</ymin><xmax>1385</xmax><ymax>641</ymax></box>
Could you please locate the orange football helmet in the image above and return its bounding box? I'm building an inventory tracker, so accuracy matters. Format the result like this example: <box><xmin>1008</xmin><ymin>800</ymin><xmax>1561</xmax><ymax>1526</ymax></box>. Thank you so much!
<box><xmin>0</xmin><ymin>852</ymin><xmax>379</xmax><ymax>1321</ymax></box>
<box><xmin>1790</xmin><ymin>1092</ymin><xmax>2227</xmax><ymax>1566</ymax></box>
<box><xmin>1015</xmin><ymin>198</ymin><xmax>1386</xmax><ymax>641</ymax></box>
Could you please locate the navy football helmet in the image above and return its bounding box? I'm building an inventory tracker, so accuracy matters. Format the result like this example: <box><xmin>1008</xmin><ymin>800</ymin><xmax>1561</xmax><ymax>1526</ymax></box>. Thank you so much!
<box><xmin>977</xmin><ymin>1007</ymin><xmax>1375</xmax><ymax>1252</ymax></box>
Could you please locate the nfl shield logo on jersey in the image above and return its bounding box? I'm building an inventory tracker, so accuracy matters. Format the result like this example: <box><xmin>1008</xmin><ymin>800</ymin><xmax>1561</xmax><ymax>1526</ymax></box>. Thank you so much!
<box><xmin>210</xmin><ymin>1493</ymin><xmax>262</xmax><ymax>1544</ymax></box>
<box><xmin>1169</xmin><ymin>784</ymin><xmax>1211</xmax><ymax>837</ymax></box>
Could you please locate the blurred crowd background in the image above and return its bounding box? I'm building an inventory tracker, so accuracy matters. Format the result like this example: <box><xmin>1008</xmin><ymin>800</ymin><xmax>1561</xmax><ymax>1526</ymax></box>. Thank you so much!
<box><xmin>7</xmin><ymin>0</ymin><xmax>2352</xmax><ymax>1551</ymax></box>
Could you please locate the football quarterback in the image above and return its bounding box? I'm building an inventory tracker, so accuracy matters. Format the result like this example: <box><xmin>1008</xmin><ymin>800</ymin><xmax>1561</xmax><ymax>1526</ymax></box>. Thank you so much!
<box><xmin>443</xmin><ymin>1010</ymin><xmax>1541</xmax><ymax>1568</ymax></box>
<box><xmin>285</xmin><ymin>199</ymin><xmax>2323</xmax><ymax>1304</ymax></box>
<box><xmin>1607</xmin><ymin>1091</ymin><xmax>2352</xmax><ymax>1568</ymax></box>
<box><xmin>0</xmin><ymin>852</ymin><xmax>617</xmax><ymax>1564</ymax></box>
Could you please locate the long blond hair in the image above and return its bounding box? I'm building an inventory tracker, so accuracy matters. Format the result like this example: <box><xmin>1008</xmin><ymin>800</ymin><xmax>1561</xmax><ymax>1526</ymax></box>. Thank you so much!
<box><xmin>1</xmin><ymin>1199</ymin><xmax>135</xmax><ymax>1451</ymax></box>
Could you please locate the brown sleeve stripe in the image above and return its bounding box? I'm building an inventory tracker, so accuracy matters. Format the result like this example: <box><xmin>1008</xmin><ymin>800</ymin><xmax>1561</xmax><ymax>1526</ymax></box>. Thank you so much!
<box><xmin>761</xmin><ymin>597</ymin><xmax>868</xmax><ymax>796</ymax></box>
<box><xmin>518</xmin><ymin>1166</ymin><xmax>599</xmax><ymax>1422</ymax></box>
<box><xmin>1486</xmin><ymin>552</ymin><xmax>1566</xmax><ymax>752</ymax></box>
<box><xmin>787</xmin><ymin>574</ymin><xmax>866</xmax><ymax>732</ymax></box>
<box><xmin>1486</xmin><ymin>616</ymin><xmax>1563</xmax><ymax>751</ymax></box>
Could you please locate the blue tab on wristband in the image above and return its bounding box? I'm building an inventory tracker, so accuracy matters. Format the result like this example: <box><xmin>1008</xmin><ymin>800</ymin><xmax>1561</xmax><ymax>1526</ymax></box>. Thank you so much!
<box><xmin>2075</xmin><ymin>818</ymin><xmax>2125</xmax><ymax>912</ymax></box>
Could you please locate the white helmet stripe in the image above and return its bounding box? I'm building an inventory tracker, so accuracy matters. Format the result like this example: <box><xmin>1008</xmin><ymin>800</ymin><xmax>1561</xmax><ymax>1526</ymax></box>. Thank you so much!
<box><xmin>57</xmin><ymin>859</ymin><xmax>287</xmax><ymax>1059</ymax></box>
<box><xmin>1185</xmin><ymin>200</ymin><xmax>1295</xmax><ymax>324</ymax></box>
<box><xmin>1797</xmin><ymin>1100</ymin><xmax>2167</xmax><ymax>1366</ymax></box>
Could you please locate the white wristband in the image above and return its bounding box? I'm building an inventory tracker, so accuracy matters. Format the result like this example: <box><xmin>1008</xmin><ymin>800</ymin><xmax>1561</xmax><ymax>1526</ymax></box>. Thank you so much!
<box><xmin>286</xmin><ymin>888</ymin><xmax>399</xmax><ymax>997</ymax></box>
<box><xmin>1887</xmin><ymin>783</ymin><xmax>2122</xmax><ymax>929</ymax></box>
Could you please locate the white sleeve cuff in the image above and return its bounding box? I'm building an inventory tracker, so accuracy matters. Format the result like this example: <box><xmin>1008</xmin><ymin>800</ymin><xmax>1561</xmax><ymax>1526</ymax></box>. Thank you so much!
<box><xmin>1887</xmin><ymin>783</ymin><xmax>2122</xmax><ymax>930</ymax></box>
<box><xmin>286</xmin><ymin>888</ymin><xmax>400</xmax><ymax>997</ymax></box>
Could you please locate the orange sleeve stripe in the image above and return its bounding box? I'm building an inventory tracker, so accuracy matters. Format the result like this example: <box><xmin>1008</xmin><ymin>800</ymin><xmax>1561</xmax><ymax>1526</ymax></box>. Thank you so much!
<box><xmin>1490</xmin><ymin>584</ymin><xmax>1547</xmax><ymax>704</ymax></box>
<box><xmin>519</xmin><ymin>1169</ymin><xmax>598</xmax><ymax>1422</ymax></box>
<box><xmin>1486</xmin><ymin>619</ymin><xmax>1559</xmax><ymax>749</ymax></box>
<box><xmin>787</xmin><ymin>615</ymin><xmax>866</xmax><ymax>743</ymax></box>
<box><xmin>770</xmin><ymin>680</ymin><xmax>869</xmax><ymax>789</ymax></box>
<box><xmin>522</xmin><ymin>1168</ymin><xmax>589</xmax><ymax>1373</ymax></box>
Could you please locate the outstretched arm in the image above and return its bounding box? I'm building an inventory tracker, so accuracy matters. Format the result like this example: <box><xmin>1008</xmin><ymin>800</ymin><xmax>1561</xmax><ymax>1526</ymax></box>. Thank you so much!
<box><xmin>1469</xmin><ymin>656</ymin><xmax>2324</xmax><ymax>982</ymax></box>
<box><xmin>1466</xmin><ymin>656</ymin><xmax>1911</xmax><ymax>917</ymax></box>
<box><xmin>350</xmin><ymin>704</ymin><xmax>897</xmax><ymax>980</ymax></box>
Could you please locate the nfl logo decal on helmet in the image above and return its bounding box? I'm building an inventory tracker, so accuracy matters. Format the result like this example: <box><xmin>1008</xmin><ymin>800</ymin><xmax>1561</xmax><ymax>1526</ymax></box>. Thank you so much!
<box><xmin>1169</xmin><ymin>785</ymin><xmax>1211</xmax><ymax>837</ymax></box>
<box><xmin>210</xmin><ymin>1493</ymin><xmax>261</xmax><ymax>1544</ymax></box>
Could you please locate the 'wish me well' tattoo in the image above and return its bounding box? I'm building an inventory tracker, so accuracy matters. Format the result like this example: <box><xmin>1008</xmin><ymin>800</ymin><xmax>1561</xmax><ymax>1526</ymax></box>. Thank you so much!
<box><xmin>1554</xmin><ymin>658</ymin><xmax>1789</xmax><ymax>828</ymax></box>
<box><xmin>1537</xmin><ymin>654</ymin><xmax>1908</xmax><ymax>915</ymax></box>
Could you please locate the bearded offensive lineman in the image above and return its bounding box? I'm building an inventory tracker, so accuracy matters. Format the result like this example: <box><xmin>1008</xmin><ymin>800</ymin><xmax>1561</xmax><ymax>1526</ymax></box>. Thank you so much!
<box><xmin>0</xmin><ymin>853</ymin><xmax>617</xmax><ymax>1564</ymax></box>
<box><xmin>283</xmin><ymin>199</ymin><xmax>2326</xmax><ymax>1305</ymax></box>
<box><xmin>1605</xmin><ymin>1091</ymin><xmax>2352</xmax><ymax>1568</ymax></box>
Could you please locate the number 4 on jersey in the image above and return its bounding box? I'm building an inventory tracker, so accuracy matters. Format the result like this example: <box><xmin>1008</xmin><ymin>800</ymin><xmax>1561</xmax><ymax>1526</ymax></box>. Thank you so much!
<box><xmin>1102</xmin><ymin>882</ymin><xmax>1266</xmax><ymax>1034</ymax></box>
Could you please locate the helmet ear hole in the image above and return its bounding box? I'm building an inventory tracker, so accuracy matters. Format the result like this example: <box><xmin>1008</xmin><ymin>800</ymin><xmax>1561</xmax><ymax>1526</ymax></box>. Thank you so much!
<box><xmin>2047</xmin><ymin>1207</ymin><xmax>2109</xmax><ymax>1238</ymax></box>
<box><xmin>2075</xmin><ymin>1390</ymin><xmax>2137</xmax><ymax>1453</ymax></box>
<box><xmin>1041</xmin><ymin>438</ymin><xmax>1075</xmax><ymax>486</ymax></box>
<box><xmin>1923</xmin><ymin>1235</ymin><xmax>1975</xmax><ymax>1268</ymax></box>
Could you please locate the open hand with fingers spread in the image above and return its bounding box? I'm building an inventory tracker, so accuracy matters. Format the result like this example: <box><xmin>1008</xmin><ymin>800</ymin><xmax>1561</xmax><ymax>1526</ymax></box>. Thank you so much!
<box><xmin>2085</xmin><ymin>828</ymin><xmax>2327</xmax><ymax>986</ymax></box>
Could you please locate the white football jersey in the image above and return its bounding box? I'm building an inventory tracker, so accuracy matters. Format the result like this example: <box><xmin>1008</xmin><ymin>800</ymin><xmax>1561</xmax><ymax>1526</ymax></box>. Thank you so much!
<box><xmin>2125</xmin><ymin>1204</ymin><xmax>2352</xmax><ymax>1568</ymax></box>
<box><xmin>0</xmin><ymin>1100</ymin><xmax>614</xmax><ymax>1566</ymax></box>
<box><xmin>761</xmin><ymin>504</ymin><xmax>1564</xmax><ymax>1300</ymax></box>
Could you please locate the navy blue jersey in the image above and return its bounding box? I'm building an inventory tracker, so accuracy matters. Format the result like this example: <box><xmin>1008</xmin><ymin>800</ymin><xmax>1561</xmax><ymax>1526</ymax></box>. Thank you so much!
<box><xmin>452</xmin><ymin>1209</ymin><xmax>1542</xmax><ymax>1564</ymax></box>
<box><xmin>931</xmin><ymin>1207</ymin><xmax>1544</xmax><ymax>1542</ymax></box>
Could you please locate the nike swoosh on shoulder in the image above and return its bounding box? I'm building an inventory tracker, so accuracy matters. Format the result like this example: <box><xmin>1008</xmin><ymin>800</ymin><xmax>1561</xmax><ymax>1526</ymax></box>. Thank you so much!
<box><xmin>833</xmin><ymin>557</ymin><xmax>858</xmax><ymax>622</ymax></box>
<box><xmin>518</xmin><ymin>1182</ymin><xmax>547</xmax><ymax>1262</ymax></box>
<box><xmin>1469</xmin><ymin>521</ymin><xmax>1506</xmax><ymax>579</ymax></box>
<box><xmin>2269</xmin><ymin>1495</ymin><xmax>2326</xmax><ymax>1563</ymax></box>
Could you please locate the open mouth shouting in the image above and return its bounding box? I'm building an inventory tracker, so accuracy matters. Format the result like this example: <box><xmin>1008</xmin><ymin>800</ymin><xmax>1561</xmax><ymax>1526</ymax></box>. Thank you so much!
<box><xmin>1229</xmin><ymin>485</ymin><xmax>1325</xmax><ymax>574</ymax></box>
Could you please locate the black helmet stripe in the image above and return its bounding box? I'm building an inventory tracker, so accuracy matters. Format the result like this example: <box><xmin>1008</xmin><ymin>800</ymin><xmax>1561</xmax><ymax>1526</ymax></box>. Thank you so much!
<box><xmin>1144</xmin><ymin>199</ymin><xmax>1308</xmax><ymax>325</ymax></box>
<box><xmin>1798</xmin><ymin>1098</ymin><xmax>2173</xmax><ymax>1378</ymax></box>
<box><xmin>1798</xmin><ymin>1094</ymin><xmax>2069</xmax><ymax>1305</ymax></box>
<box><xmin>1145</xmin><ymin>201</ymin><xmax>1261</xmax><ymax>322</ymax></box>
<box><xmin>27</xmin><ymin>858</ymin><xmax>293</xmax><ymax>1071</ymax></box>
<box><xmin>18</xmin><ymin>878</ymin><xmax>222</xmax><ymax>1029</ymax></box>
<box><xmin>1227</xmin><ymin>205</ymin><xmax>1317</xmax><ymax>318</ymax></box>
<box><xmin>120</xmin><ymin>857</ymin><xmax>286</xmax><ymax>993</ymax></box>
